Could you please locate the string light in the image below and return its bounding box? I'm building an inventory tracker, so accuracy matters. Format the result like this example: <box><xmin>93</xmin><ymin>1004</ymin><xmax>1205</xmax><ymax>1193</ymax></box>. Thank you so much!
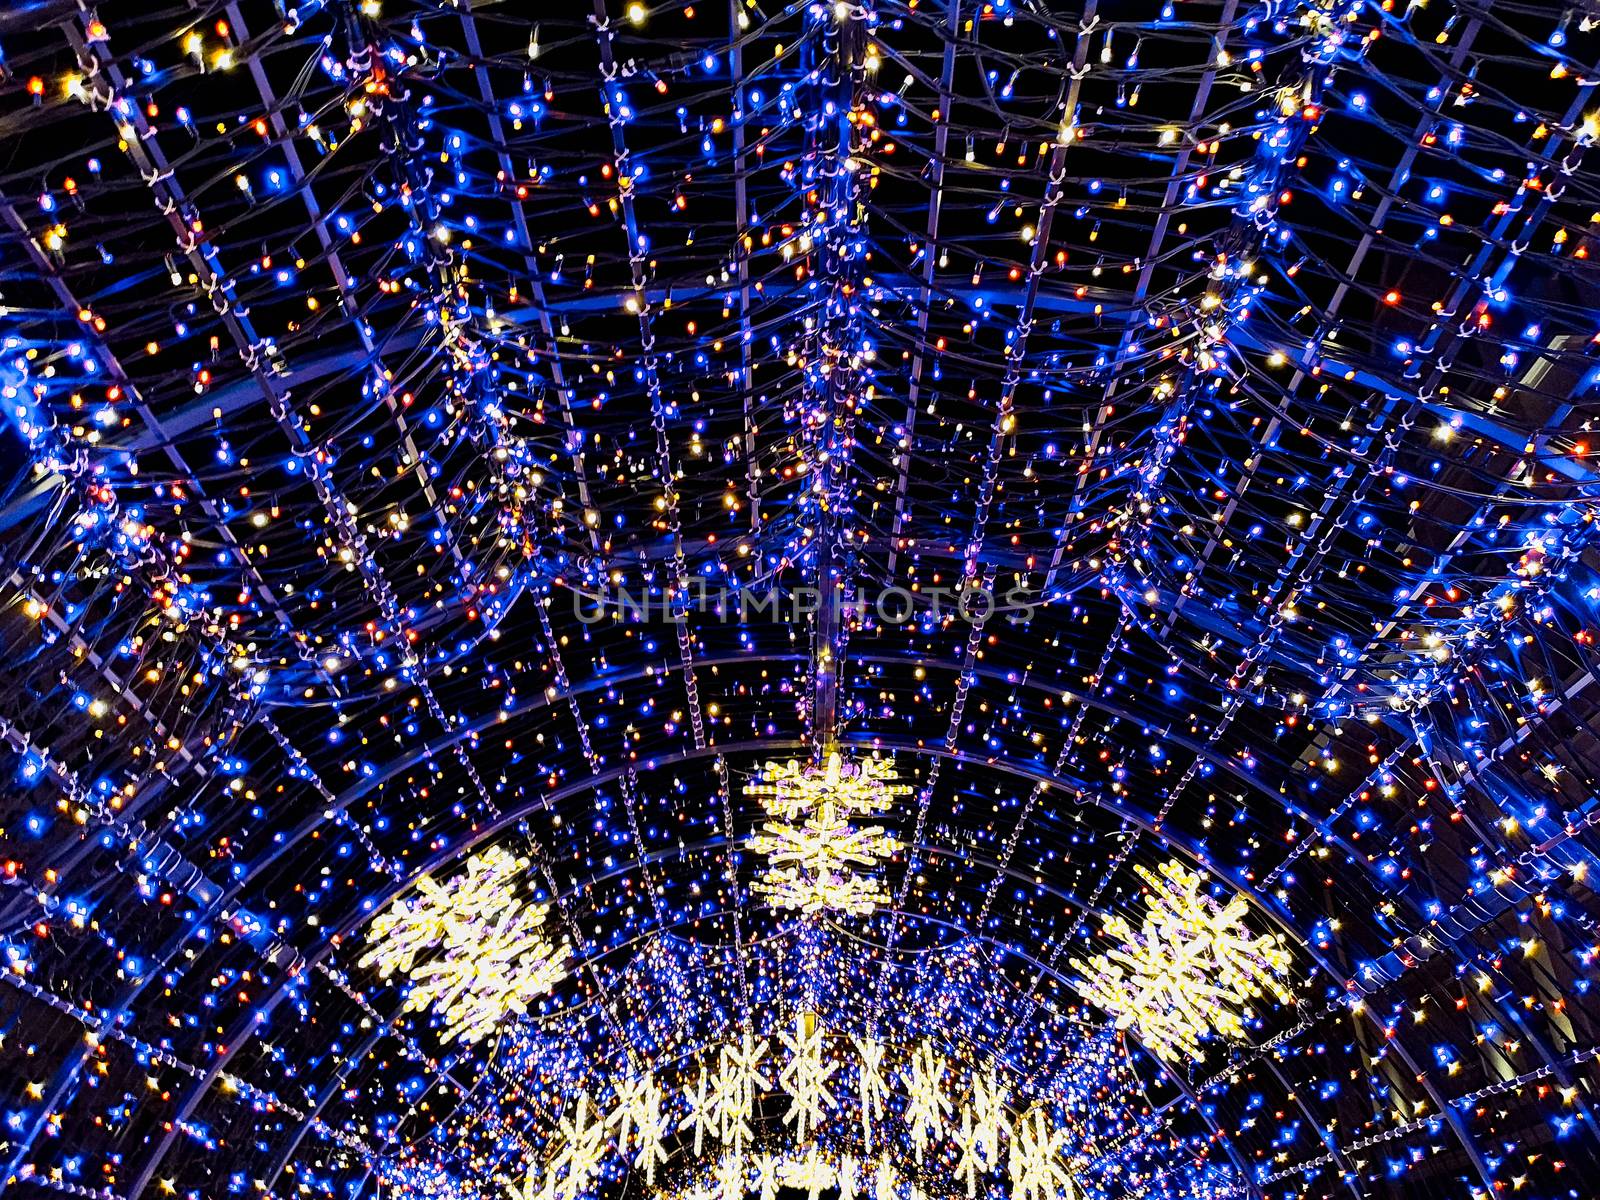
<box><xmin>0</xmin><ymin>3</ymin><xmax>1595</xmax><ymax>1200</ymax></box>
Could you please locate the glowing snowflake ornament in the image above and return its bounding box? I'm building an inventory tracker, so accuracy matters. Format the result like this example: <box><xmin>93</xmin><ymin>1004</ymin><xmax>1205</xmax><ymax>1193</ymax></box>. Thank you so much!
<box><xmin>681</xmin><ymin>1063</ymin><xmax>722</xmax><ymax>1158</ymax></box>
<box><xmin>1069</xmin><ymin>859</ymin><xmax>1292</xmax><ymax>1062</ymax></box>
<box><xmin>714</xmin><ymin>1153</ymin><xmax>747</xmax><ymax>1200</ymax></box>
<box><xmin>780</xmin><ymin>1147</ymin><xmax>838</xmax><ymax>1200</ymax></box>
<box><xmin>969</xmin><ymin>1068</ymin><xmax>1010</xmax><ymax>1171</ymax></box>
<box><xmin>551</xmin><ymin>1092</ymin><xmax>610</xmax><ymax>1200</ymax></box>
<box><xmin>713</xmin><ymin>1032</ymin><xmax>770</xmax><ymax>1156</ymax></box>
<box><xmin>778</xmin><ymin>1011</ymin><xmax>837</xmax><ymax>1141</ymax></box>
<box><xmin>747</xmin><ymin>753</ymin><xmax>906</xmax><ymax>917</ymax></box>
<box><xmin>358</xmin><ymin>846</ymin><xmax>568</xmax><ymax>1044</ymax></box>
<box><xmin>1008</xmin><ymin>1107</ymin><xmax>1079</xmax><ymax>1200</ymax></box>
<box><xmin>610</xmin><ymin>1072</ymin><xmax>669</xmax><ymax>1184</ymax></box>
<box><xmin>900</xmin><ymin>1040</ymin><xmax>951</xmax><ymax>1163</ymax></box>
<box><xmin>500</xmin><ymin>1161</ymin><xmax>549</xmax><ymax>1200</ymax></box>
<box><xmin>745</xmin><ymin>752</ymin><xmax>910</xmax><ymax>819</ymax></box>
<box><xmin>850</xmin><ymin>1035</ymin><xmax>888</xmax><ymax>1153</ymax></box>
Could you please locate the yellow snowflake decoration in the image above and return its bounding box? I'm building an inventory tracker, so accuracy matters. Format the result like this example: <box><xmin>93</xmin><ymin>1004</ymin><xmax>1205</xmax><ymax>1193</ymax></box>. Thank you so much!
<box><xmin>358</xmin><ymin>845</ymin><xmax>568</xmax><ymax>1044</ymax></box>
<box><xmin>1070</xmin><ymin>859</ymin><xmax>1292</xmax><ymax>1062</ymax></box>
<box><xmin>747</xmin><ymin>753</ymin><xmax>906</xmax><ymax>917</ymax></box>
<box><xmin>555</xmin><ymin>1031</ymin><xmax>1085</xmax><ymax>1200</ymax></box>
<box><xmin>745</xmin><ymin>752</ymin><xmax>910</xmax><ymax>820</ymax></box>
<box><xmin>1008</xmin><ymin>1106</ymin><xmax>1080</xmax><ymax>1200</ymax></box>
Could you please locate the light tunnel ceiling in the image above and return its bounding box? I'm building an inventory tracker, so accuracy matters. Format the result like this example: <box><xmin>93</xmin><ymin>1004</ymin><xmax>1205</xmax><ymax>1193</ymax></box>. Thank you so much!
<box><xmin>0</xmin><ymin>0</ymin><xmax>1598</xmax><ymax>1198</ymax></box>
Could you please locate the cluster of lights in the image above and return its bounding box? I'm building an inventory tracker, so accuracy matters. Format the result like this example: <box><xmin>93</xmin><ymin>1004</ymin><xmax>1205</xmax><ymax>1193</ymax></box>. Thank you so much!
<box><xmin>646</xmin><ymin>1137</ymin><xmax>1071</xmax><ymax>1200</ymax></box>
<box><xmin>0</xmin><ymin>3</ymin><xmax>1596</xmax><ymax>1200</ymax></box>
<box><xmin>1070</xmin><ymin>861</ymin><xmax>1293</xmax><ymax>1063</ymax></box>
<box><xmin>358</xmin><ymin>847</ymin><xmax>568</xmax><ymax>1045</ymax></box>
<box><xmin>495</xmin><ymin>1012</ymin><xmax>1080</xmax><ymax>1200</ymax></box>
<box><xmin>747</xmin><ymin>754</ymin><xmax>908</xmax><ymax>917</ymax></box>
